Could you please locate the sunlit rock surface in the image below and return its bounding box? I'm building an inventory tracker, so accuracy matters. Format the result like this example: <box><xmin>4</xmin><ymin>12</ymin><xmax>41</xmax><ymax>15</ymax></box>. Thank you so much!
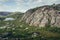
<box><xmin>21</xmin><ymin>4</ymin><xmax>60</xmax><ymax>27</ymax></box>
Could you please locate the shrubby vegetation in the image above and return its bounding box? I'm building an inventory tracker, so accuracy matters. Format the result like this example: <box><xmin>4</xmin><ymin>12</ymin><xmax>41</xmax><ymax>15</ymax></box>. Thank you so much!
<box><xmin>0</xmin><ymin>20</ymin><xmax>60</xmax><ymax>40</ymax></box>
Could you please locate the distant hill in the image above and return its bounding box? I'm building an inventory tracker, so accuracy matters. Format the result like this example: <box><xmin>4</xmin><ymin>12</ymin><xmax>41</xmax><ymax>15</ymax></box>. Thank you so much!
<box><xmin>0</xmin><ymin>12</ymin><xmax>11</xmax><ymax>16</ymax></box>
<box><xmin>7</xmin><ymin>12</ymin><xmax>24</xmax><ymax>19</ymax></box>
<box><xmin>0</xmin><ymin>12</ymin><xmax>24</xmax><ymax>21</ymax></box>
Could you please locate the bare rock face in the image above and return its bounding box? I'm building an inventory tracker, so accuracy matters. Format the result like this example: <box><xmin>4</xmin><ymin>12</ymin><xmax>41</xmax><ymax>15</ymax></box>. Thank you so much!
<box><xmin>21</xmin><ymin>4</ymin><xmax>60</xmax><ymax>27</ymax></box>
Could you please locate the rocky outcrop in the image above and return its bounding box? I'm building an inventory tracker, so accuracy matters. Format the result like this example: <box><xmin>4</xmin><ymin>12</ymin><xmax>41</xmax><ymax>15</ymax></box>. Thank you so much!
<box><xmin>21</xmin><ymin>4</ymin><xmax>60</xmax><ymax>27</ymax></box>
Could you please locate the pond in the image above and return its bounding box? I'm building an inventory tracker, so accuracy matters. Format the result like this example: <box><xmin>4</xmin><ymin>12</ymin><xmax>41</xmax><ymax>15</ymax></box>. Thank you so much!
<box><xmin>4</xmin><ymin>18</ymin><xmax>15</xmax><ymax>21</ymax></box>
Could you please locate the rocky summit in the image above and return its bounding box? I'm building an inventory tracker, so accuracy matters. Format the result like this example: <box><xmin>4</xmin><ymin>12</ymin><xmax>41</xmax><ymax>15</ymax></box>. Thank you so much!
<box><xmin>21</xmin><ymin>4</ymin><xmax>60</xmax><ymax>27</ymax></box>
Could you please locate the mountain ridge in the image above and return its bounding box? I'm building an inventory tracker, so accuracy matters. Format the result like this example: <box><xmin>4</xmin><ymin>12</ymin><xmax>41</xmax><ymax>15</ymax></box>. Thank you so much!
<box><xmin>21</xmin><ymin>4</ymin><xmax>60</xmax><ymax>27</ymax></box>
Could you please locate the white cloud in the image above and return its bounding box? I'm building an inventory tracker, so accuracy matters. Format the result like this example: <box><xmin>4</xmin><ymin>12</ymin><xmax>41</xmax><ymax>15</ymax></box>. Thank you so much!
<box><xmin>0</xmin><ymin>4</ymin><xmax>14</xmax><ymax>12</ymax></box>
<box><xmin>32</xmin><ymin>0</ymin><xmax>42</xmax><ymax>3</ymax></box>
<box><xmin>42</xmin><ymin>0</ymin><xmax>58</xmax><ymax>5</ymax></box>
<box><xmin>14</xmin><ymin>0</ymin><xmax>42</xmax><ymax>12</ymax></box>
<box><xmin>15</xmin><ymin>0</ymin><xmax>42</xmax><ymax>5</ymax></box>
<box><xmin>0</xmin><ymin>4</ymin><xmax>26</xmax><ymax>12</ymax></box>
<box><xmin>0</xmin><ymin>0</ymin><xmax>8</xmax><ymax>2</ymax></box>
<box><xmin>48</xmin><ymin>0</ymin><xmax>57</xmax><ymax>3</ymax></box>
<box><xmin>0</xmin><ymin>0</ymin><xmax>59</xmax><ymax>12</ymax></box>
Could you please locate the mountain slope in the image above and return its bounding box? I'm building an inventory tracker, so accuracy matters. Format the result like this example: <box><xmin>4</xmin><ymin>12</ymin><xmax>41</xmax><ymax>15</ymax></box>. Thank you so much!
<box><xmin>21</xmin><ymin>4</ymin><xmax>60</xmax><ymax>27</ymax></box>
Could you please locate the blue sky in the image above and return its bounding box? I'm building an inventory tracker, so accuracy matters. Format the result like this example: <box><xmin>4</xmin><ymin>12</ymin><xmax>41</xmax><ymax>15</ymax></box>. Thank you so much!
<box><xmin>0</xmin><ymin>0</ymin><xmax>60</xmax><ymax>12</ymax></box>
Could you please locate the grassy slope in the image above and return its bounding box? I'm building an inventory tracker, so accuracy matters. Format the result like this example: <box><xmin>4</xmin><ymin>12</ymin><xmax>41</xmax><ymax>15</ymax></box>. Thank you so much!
<box><xmin>0</xmin><ymin>12</ymin><xmax>60</xmax><ymax>40</ymax></box>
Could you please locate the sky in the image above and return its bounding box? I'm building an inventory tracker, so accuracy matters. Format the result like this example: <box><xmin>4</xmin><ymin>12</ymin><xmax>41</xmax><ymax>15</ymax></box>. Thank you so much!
<box><xmin>0</xmin><ymin>0</ymin><xmax>60</xmax><ymax>12</ymax></box>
